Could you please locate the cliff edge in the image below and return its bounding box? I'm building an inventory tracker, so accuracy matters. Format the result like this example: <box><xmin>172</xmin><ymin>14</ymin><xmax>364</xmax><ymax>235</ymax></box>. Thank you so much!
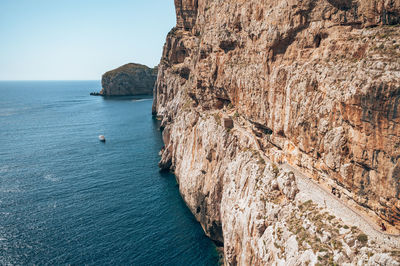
<box><xmin>154</xmin><ymin>0</ymin><xmax>400</xmax><ymax>264</ymax></box>
<box><xmin>99</xmin><ymin>63</ymin><xmax>157</xmax><ymax>96</ymax></box>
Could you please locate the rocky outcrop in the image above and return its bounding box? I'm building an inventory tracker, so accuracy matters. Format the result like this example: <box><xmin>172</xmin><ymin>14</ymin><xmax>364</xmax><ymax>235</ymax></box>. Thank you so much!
<box><xmin>174</xmin><ymin>0</ymin><xmax>199</xmax><ymax>30</ymax></box>
<box><xmin>154</xmin><ymin>0</ymin><xmax>400</xmax><ymax>264</ymax></box>
<box><xmin>99</xmin><ymin>63</ymin><xmax>157</xmax><ymax>96</ymax></box>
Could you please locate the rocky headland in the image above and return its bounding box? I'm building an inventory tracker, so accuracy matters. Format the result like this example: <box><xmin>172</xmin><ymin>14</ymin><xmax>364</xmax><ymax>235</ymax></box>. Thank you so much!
<box><xmin>154</xmin><ymin>0</ymin><xmax>400</xmax><ymax>265</ymax></box>
<box><xmin>91</xmin><ymin>63</ymin><xmax>157</xmax><ymax>96</ymax></box>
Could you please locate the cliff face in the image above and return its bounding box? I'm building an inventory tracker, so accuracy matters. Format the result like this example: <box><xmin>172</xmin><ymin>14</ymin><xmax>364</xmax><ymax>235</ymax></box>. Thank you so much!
<box><xmin>154</xmin><ymin>0</ymin><xmax>400</xmax><ymax>264</ymax></box>
<box><xmin>100</xmin><ymin>63</ymin><xmax>157</xmax><ymax>96</ymax></box>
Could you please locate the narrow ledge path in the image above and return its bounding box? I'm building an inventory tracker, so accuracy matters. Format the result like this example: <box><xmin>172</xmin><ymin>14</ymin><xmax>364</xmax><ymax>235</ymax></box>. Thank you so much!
<box><xmin>283</xmin><ymin>163</ymin><xmax>400</xmax><ymax>250</ymax></box>
<box><xmin>231</xmin><ymin>114</ymin><xmax>400</xmax><ymax>250</ymax></box>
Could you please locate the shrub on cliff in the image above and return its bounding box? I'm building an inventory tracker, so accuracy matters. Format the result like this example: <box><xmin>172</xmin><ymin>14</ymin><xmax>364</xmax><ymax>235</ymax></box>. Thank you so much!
<box><xmin>357</xmin><ymin>233</ymin><xmax>368</xmax><ymax>245</ymax></box>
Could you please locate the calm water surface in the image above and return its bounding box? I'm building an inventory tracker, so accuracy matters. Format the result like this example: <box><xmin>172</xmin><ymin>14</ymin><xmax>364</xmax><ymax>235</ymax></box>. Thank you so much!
<box><xmin>0</xmin><ymin>81</ymin><xmax>218</xmax><ymax>265</ymax></box>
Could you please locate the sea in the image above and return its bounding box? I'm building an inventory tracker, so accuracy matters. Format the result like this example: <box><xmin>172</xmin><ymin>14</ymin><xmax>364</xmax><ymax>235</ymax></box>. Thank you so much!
<box><xmin>0</xmin><ymin>81</ymin><xmax>218</xmax><ymax>265</ymax></box>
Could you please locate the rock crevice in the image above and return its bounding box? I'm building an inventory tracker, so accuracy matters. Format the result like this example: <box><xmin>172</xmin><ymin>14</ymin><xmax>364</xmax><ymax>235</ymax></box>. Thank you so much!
<box><xmin>154</xmin><ymin>0</ymin><xmax>400</xmax><ymax>264</ymax></box>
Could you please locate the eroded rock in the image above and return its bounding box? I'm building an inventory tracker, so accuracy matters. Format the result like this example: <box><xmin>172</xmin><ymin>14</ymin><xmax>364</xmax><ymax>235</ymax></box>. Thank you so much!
<box><xmin>153</xmin><ymin>0</ymin><xmax>400</xmax><ymax>264</ymax></box>
<box><xmin>100</xmin><ymin>63</ymin><xmax>157</xmax><ymax>96</ymax></box>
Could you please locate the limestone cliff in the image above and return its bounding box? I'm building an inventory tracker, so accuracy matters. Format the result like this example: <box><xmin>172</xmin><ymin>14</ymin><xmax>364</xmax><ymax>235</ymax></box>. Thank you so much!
<box><xmin>100</xmin><ymin>63</ymin><xmax>157</xmax><ymax>96</ymax></box>
<box><xmin>154</xmin><ymin>0</ymin><xmax>400</xmax><ymax>264</ymax></box>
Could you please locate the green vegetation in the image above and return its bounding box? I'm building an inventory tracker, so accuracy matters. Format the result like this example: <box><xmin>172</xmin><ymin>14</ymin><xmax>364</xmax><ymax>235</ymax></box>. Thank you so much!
<box><xmin>286</xmin><ymin>199</ymin><xmax>369</xmax><ymax>265</ymax></box>
<box><xmin>331</xmin><ymin>239</ymin><xmax>342</xmax><ymax>250</ymax></box>
<box><xmin>272</xmin><ymin>163</ymin><xmax>279</xmax><ymax>178</ymax></box>
<box><xmin>213</xmin><ymin>113</ymin><xmax>221</xmax><ymax>125</ymax></box>
<box><xmin>357</xmin><ymin>234</ymin><xmax>368</xmax><ymax>245</ymax></box>
<box><xmin>183</xmin><ymin>97</ymin><xmax>193</xmax><ymax>111</ymax></box>
<box><xmin>368</xmin><ymin>251</ymin><xmax>374</xmax><ymax>258</ymax></box>
<box><xmin>327</xmin><ymin>215</ymin><xmax>335</xmax><ymax>221</ymax></box>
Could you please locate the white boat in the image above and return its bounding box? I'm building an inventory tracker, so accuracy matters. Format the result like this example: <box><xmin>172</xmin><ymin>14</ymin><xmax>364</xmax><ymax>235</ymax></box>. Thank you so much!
<box><xmin>99</xmin><ymin>135</ymin><xmax>106</xmax><ymax>142</ymax></box>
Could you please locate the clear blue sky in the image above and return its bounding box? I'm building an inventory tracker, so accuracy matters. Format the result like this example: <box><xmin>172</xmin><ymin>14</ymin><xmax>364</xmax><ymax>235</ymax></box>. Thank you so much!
<box><xmin>0</xmin><ymin>0</ymin><xmax>176</xmax><ymax>80</ymax></box>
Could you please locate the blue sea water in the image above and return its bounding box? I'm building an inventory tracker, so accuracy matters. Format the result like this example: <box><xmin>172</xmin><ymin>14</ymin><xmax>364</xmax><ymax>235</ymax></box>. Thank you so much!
<box><xmin>0</xmin><ymin>81</ymin><xmax>218</xmax><ymax>265</ymax></box>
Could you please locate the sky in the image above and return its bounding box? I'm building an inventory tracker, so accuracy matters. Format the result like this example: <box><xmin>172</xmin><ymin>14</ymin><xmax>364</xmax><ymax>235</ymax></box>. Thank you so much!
<box><xmin>0</xmin><ymin>0</ymin><xmax>176</xmax><ymax>80</ymax></box>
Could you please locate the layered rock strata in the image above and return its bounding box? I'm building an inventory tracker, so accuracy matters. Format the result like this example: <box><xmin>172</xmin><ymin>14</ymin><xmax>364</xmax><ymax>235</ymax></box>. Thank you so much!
<box><xmin>100</xmin><ymin>63</ymin><xmax>157</xmax><ymax>96</ymax></box>
<box><xmin>154</xmin><ymin>0</ymin><xmax>400</xmax><ymax>264</ymax></box>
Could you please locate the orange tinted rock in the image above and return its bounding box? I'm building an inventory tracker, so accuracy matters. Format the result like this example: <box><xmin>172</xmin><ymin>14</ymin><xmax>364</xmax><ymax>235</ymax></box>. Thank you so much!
<box><xmin>154</xmin><ymin>0</ymin><xmax>400</xmax><ymax>263</ymax></box>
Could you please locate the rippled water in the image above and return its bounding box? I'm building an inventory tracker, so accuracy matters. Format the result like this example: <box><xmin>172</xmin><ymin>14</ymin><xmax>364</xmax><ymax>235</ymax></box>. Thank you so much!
<box><xmin>0</xmin><ymin>81</ymin><xmax>218</xmax><ymax>265</ymax></box>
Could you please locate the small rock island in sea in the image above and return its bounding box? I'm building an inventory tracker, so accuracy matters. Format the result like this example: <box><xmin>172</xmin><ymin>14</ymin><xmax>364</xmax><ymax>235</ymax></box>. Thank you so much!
<box><xmin>90</xmin><ymin>63</ymin><xmax>157</xmax><ymax>96</ymax></box>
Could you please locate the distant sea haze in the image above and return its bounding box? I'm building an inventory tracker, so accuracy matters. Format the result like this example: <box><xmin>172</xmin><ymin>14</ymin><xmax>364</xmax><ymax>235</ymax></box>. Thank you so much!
<box><xmin>0</xmin><ymin>81</ymin><xmax>218</xmax><ymax>265</ymax></box>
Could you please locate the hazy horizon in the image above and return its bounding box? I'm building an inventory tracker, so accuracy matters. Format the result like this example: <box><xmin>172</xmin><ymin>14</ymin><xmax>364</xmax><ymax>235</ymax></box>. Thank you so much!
<box><xmin>0</xmin><ymin>0</ymin><xmax>175</xmax><ymax>81</ymax></box>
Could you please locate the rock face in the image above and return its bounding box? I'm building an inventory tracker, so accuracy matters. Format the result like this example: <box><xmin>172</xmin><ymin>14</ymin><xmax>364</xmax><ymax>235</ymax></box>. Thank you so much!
<box><xmin>100</xmin><ymin>63</ymin><xmax>157</xmax><ymax>96</ymax></box>
<box><xmin>154</xmin><ymin>0</ymin><xmax>400</xmax><ymax>264</ymax></box>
